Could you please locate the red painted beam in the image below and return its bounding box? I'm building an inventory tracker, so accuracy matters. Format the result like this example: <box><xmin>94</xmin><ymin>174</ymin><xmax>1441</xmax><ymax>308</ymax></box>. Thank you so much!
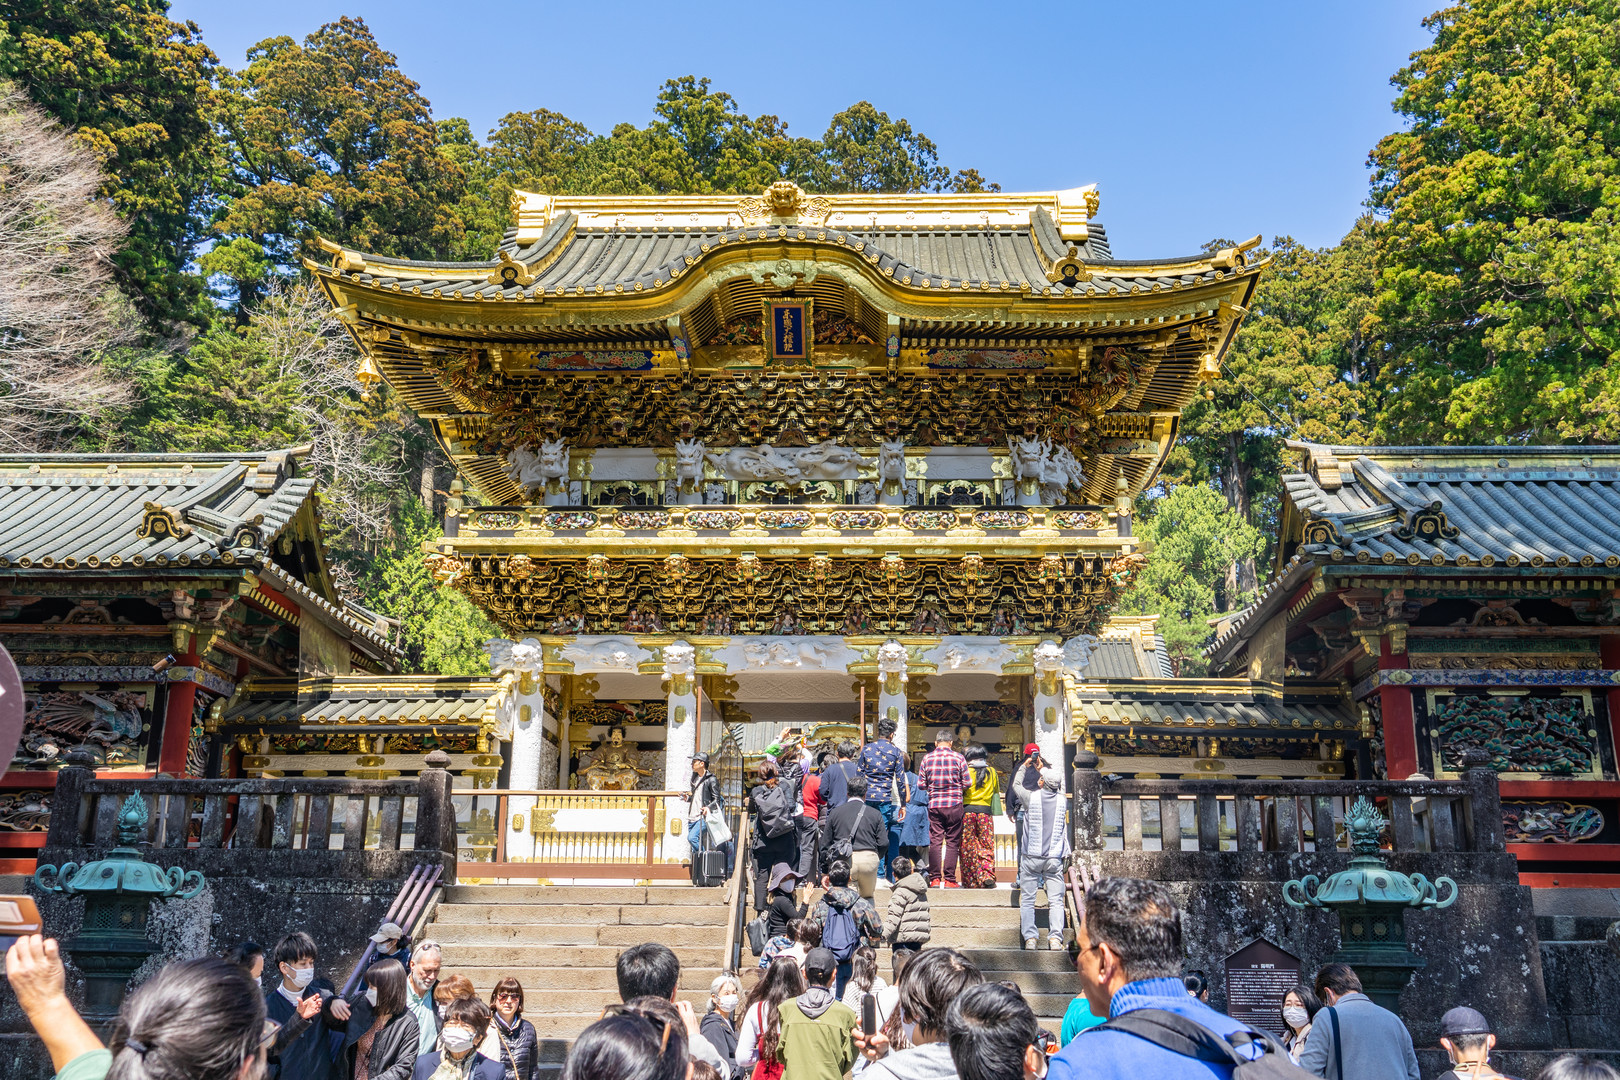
<box><xmin>1519</xmin><ymin>871</ymin><xmax>1620</xmax><ymax>889</ymax></box>
<box><xmin>1508</xmin><ymin>843</ymin><xmax>1620</xmax><ymax>862</ymax></box>
<box><xmin>1501</xmin><ymin>780</ymin><xmax>1620</xmax><ymax>799</ymax></box>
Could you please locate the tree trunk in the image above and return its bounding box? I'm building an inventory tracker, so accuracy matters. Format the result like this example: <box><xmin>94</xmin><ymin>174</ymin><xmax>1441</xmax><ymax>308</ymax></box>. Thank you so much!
<box><xmin>1223</xmin><ymin>432</ymin><xmax>1259</xmax><ymax>603</ymax></box>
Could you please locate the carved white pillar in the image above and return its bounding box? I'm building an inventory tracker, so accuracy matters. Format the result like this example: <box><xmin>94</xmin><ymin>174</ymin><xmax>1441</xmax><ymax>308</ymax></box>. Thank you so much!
<box><xmin>1032</xmin><ymin>641</ymin><xmax>1066</xmax><ymax>787</ymax></box>
<box><xmin>662</xmin><ymin>642</ymin><xmax>699</xmax><ymax>860</ymax></box>
<box><xmin>486</xmin><ymin>638</ymin><xmax>548</xmax><ymax>861</ymax></box>
<box><xmin>877</xmin><ymin>639</ymin><xmax>910</xmax><ymax>751</ymax></box>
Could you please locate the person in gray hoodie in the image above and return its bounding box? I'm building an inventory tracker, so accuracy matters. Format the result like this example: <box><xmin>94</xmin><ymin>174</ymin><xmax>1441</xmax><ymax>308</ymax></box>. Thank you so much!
<box><xmin>854</xmin><ymin>947</ymin><xmax>983</xmax><ymax>1080</ymax></box>
<box><xmin>1017</xmin><ymin>767</ymin><xmax>1070</xmax><ymax>950</ymax></box>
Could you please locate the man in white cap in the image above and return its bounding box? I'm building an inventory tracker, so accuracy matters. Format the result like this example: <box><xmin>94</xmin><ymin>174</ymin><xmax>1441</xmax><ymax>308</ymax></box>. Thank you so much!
<box><xmin>369</xmin><ymin>921</ymin><xmax>409</xmax><ymax>966</ymax></box>
<box><xmin>1017</xmin><ymin>767</ymin><xmax>1070</xmax><ymax>950</ymax></box>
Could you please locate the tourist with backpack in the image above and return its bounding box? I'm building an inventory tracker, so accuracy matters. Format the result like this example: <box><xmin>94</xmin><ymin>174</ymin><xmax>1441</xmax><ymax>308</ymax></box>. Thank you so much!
<box><xmin>736</xmin><ymin>958</ymin><xmax>808</xmax><ymax>1080</ymax></box>
<box><xmin>1296</xmin><ymin>963</ymin><xmax>1419</xmax><ymax>1080</ymax></box>
<box><xmin>1048</xmin><ymin>876</ymin><xmax>1313</xmax><ymax>1080</ymax></box>
<box><xmin>811</xmin><ymin>858</ymin><xmax>885</xmax><ymax>997</ymax></box>
<box><xmin>818</xmin><ymin>773</ymin><xmax>888</xmax><ymax>898</ymax></box>
<box><xmin>749</xmin><ymin>761</ymin><xmax>801</xmax><ymax>914</ymax></box>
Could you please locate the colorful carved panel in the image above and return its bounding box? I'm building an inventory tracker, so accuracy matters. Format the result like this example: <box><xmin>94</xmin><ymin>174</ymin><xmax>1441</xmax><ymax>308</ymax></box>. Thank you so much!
<box><xmin>17</xmin><ymin>689</ymin><xmax>148</xmax><ymax>769</ymax></box>
<box><xmin>1502</xmin><ymin>801</ymin><xmax>1605</xmax><ymax>844</ymax></box>
<box><xmin>1434</xmin><ymin>694</ymin><xmax>1594</xmax><ymax>774</ymax></box>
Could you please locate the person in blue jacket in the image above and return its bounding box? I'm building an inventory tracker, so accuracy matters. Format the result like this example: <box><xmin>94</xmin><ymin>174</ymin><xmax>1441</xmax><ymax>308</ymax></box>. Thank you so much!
<box><xmin>1048</xmin><ymin>877</ymin><xmax>1269</xmax><ymax>1080</ymax></box>
<box><xmin>896</xmin><ymin>767</ymin><xmax>931</xmax><ymax>877</ymax></box>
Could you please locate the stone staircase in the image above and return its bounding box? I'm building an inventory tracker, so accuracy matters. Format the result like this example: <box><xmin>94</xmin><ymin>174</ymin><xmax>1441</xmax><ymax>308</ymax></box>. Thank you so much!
<box><xmin>426</xmin><ymin>884</ymin><xmax>733</xmax><ymax>1076</ymax></box>
<box><xmin>422</xmin><ymin>879</ymin><xmax>1079</xmax><ymax>1075</ymax></box>
<box><xmin>871</xmin><ymin>882</ymin><xmax>1077</xmax><ymax>1034</ymax></box>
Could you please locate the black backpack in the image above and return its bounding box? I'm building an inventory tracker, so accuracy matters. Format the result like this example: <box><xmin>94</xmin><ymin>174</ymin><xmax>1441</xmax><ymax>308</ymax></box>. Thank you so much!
<box><xmin>754</xmin><ymin>783</ymin><xmax>796</xmax><ymax>839</ymax></box>
<box><xmin>1094</xmin><ymin>1009</ymin><xmax>1317</xmax><ymax>1079</ymax></box>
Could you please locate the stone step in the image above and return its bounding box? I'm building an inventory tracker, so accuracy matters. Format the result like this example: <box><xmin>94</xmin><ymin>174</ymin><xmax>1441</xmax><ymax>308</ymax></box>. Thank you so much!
<box><xmin>977</xmin><ymin>967</ymin><xmax>1084</xmax><ymax>995</ymax></box>
<box><xmin>439</xmin><ymin>943</ymin><xmax>719</xmax><ymax>968</ymax></box>
<box><xmin>433</xmin><ymin>902</ymin><xmax>732</xmax><ymax>926</ymax></box>
<box><xmin>959</xmin><ymin>947</ymin><xmax>1075</xmax><ymax>972</ymax></box>
<box><xmin>432</xmin><ymin>922</ymin><xmax>727</xmax><ymax>948</ymax></box>
<box><xmin>442</xmin><ymin>885</ymin><xmax>723</xmax><ymax>905</ymax></box>
<box><xmin>512</xmin><ymin>988</ymin><xmax>713</xmax><ymax>1014</ymax></box>
<box><xmin>444</xmin><ymin>966</ymin><xmax>727</xmax><ymax>992</ymax></box>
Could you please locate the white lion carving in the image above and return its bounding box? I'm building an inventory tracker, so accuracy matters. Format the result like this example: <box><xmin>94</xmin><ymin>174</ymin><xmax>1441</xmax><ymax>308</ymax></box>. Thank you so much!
<box><xmin>1007</xmin><ymin>436</ymin><xmax>1086</xmax><ymax>504</ymax></box>
<box><xmin>879</xmin><ymin>440</ymin><xmax>907</xmax><ymax>486</ymax></box>
<box><xmin>705</xmin><ymin>442</ymin><xmax>864</xmax><ymax>485</ymax></box>
<box><xmin>559</xmin><ymin>636</ymin><xmax>653</xmax><ymax>672</ymax></box>
<box><xmin>506</xmin><ymin>439</ymin><xmax>570</xmax><ymax>497</ymax></box>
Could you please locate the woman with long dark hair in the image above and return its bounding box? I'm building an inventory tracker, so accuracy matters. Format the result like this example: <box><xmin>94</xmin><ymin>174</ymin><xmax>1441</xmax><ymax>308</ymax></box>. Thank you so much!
<box><xmin>733</xmin><ymin>958</ymin><xmax>807</xmax><ymax>1080</ymax></box>
<box><xmin>348</xmin><ymin>959</ymin><xmax>419</xmax><ymax>1080</ymax></box>
<box><xmin>959</xmin><ymin>745</ymin><xmax>1000</xmax><ymax>889</ymax></box>
<box><xmin>562</xmin><ymin>1002</ymin><xmax>688</xmax><ymax>1080</ymax></box>
<box><xmin>748</xmin><ymin>761</ymin><xmax>800</xmax><ymax>914</ymax></box>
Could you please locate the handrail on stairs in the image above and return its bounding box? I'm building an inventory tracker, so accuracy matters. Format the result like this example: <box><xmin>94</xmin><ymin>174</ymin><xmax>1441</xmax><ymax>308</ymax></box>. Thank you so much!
<box><xmin>1064</xmin><ymin>862</ymin><xmax>1098</xmax><ymax>948</ymax></box>
<box><xmin>721</xmin><ymin>809</ymin><xmax>752</xmax><ymax>972</ymax></box>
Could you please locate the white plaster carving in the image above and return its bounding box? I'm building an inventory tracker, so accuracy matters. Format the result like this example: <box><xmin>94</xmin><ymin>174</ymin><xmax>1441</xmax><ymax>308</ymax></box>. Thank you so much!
<box><xmin>704</xmin><ymin>441</ymin><xmax>864</xmax><ymax>485</ymax></box>
<box><xmin>1032</xmin><ymin>640</ymin><xmax>1065</xmax><ymax>675</ymax></box>
<box><xmin>662</xmin><ymin>641</ymin><xmax>697</xmax><ymax>680</ymax></box>
<box><xmin>1061</xmin><ymin>635</ymin><xmax>1098</xmax><ymax>673</ymax></box>
<box><xmin>877</xmin><ymin>639</ymin><xmax>910</xmax><ymax>680</ymax></box>
<box><xmin>485</xmin><ymin>636</ymin><xmax>545</xmax><ymax>675</ymax></box>
<box><xmin>674</xmin><ymin>439</ymin><xmax>706</xmax><ymax>491</ymax></box>
<box><xmin>924</xmin><ymin>636</ymin><xmax>1015</xmax><ymax>673</ymax></box>
<box><xmin>856</xmin><ymin>481</ymin><xmax>879</xmax><ymax>504</ymax></box>
<box><xmin>559</xmin><ymin>635</ymin><xmax>654</xmax><ymax>673</ymax></box>
<box><xmin>711</xmin><ymin>635</ymin><xmax>859</xmax><ymax>674</ymax></box>
<box><xmin>505</xmin><ymin>439</ymin><xmax>570</xmax><ymax>497</ymax></box>
<box><xmin>703</xmin><ymin>482</ymin><xmax>728</xmax><ymax>504</ymax></box>
<box><xmin>879</xmin><ymin>440</ymin><xmax>906</xmax><ymax>485</ymax></box>
<box><xmin>1007</xmin><ymin>436</ymin><xmax>1086</xmax><ymax>504</ymax></box>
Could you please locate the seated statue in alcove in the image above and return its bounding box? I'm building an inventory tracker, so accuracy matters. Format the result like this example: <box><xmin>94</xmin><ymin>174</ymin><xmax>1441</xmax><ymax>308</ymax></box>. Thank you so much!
<box><xmin>580</xmin><ymin>724</ymin><xmax>653</xmax><ymax>791</ymax></box>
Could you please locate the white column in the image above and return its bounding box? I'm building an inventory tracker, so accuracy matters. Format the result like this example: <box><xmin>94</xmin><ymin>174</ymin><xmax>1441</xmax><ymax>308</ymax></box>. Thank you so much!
<box><xmin>487</xmin><ymin>638</ymin><xmax>548</xmax><ymax>861</ymax></box>
<box><xmin>1032</xmin><ymin>641</ymin><xmax>1066</xmax><ymax>787</ymax></box>
<box><xmin>877</xmin><ymin>639</ymin><xmax>910</xmax><ymax>751</ymax></box>
<box><xmin>662</xmin><ymin>642</ymin><xmax>698</xmax><ymax>860</ymax></box>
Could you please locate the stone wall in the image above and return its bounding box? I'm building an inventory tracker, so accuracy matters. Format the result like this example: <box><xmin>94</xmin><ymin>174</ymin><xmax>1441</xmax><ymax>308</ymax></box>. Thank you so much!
<box><xmin>1080</xmin><ymin>847</ymin><xmax>1553</xmax><ymax>1052</ymax></box>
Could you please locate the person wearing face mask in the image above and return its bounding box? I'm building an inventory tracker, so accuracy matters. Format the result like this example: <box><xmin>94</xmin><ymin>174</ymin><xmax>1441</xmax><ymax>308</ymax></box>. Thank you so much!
<box><xmin>1436</xmin><ymin>1008</ymin><xmax>1520</xmax><ymax>1080</ymax></box>
<box><xmin>411</xmin><ymin>997</ymin><xmax>503</xmax><ymax>1080</ymax></box>
<box><xmin>700</xmin><ymin>973</ymin><xmax>742</xmax><ymax>1079</ymax></box>
<box><xmin>405</xmin><ymin>942</ymin><xmax>444</xmax><ymax>1057</ymax></box>
<box><xmin>370</xmin><ymin>923</ymin><xmax>412</xmax><ymax>968</ymax></box>
<box><xmin>480</xmin><ymin>979</ymin><xmax>536</xmax><ymax>1080</ymax></box>
<box><xmin>344</xmin><ymin>959</ymin><xmax>419</xmax><ymax>1080</ymax></box>
<box><xmin>265</xmin><ymin>931</ymin><xmax>352</xmax><ymax>1080</ymax></box>
<box><xmin>1279</xmin><ymin>985</ymin><xmax>1321</xmax><ymax>1063</ymax></box>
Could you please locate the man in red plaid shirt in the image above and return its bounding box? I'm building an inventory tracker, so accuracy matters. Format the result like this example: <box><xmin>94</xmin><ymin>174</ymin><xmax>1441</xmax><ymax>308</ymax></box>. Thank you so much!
<box><xmin>918</xmin><ymin>728</ymin><xmax>971</xmax><ymax>887</ymax></box>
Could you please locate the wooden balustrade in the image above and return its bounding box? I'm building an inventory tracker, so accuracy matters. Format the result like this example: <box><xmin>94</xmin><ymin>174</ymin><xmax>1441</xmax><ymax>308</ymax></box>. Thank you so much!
<box><xmin>1070</xmin><ymin>751</ymin><xmax>1505</xmax><ymax>856</ymax></box>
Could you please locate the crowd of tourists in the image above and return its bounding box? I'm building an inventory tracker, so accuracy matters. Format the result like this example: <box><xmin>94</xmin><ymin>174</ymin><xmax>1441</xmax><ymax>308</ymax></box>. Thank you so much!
<box><xmin>8</xmin><ymin>873</ymin><xmax>1614</xmax><ymax>1080</ymax></box>
<box><xmin>5</xmin><ymin>724</ymin><xmax>1616</xmax><ymax>1080</ymax></box>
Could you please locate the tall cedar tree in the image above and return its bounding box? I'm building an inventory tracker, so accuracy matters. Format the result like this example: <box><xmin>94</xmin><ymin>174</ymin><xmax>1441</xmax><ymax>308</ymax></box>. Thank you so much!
<box><xmin>1368</xmin><ymin>0</ymin><xmax>1620</xmax><ymax>443</ymax></box>
<box><xmin>0</xmin><ymin>0</ymin><xmax>222</xmax><ymax>328</ymax></box>
<box><xmin>212</xmin><ymin>16</ymin><xmax>464</xmax><ymax>308</ymax></box>
<box><xmin>1171</xmin><ymin>224</ymin><xmax>1380</xmax><ymax>592</ymax></box>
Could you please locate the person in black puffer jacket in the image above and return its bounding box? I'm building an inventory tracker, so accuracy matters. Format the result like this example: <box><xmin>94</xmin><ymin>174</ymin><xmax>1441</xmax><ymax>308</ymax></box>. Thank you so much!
<box><xmin>483</xmin><ymin>978</ymin><xmax>537</xmax><ymax>1080</ymax></box>
<box><xmin>700</xmin><ymin>973</ymin><xmax>743</xmax><ymax>1078</ymax></box>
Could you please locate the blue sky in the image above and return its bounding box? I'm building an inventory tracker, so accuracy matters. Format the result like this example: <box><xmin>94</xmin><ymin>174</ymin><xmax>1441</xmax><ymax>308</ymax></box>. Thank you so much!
<box><xmin>171</xmin><ymin>0</ymin><xmax>1437</xmax><ymax>259</ymax></box>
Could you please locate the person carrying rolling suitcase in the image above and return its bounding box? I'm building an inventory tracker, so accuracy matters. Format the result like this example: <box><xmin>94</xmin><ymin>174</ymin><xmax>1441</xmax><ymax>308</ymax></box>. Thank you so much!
<box><xmin>689</xmin><ymin>752</ymin><xmax>734</xmax><ymax>887</ymax></box>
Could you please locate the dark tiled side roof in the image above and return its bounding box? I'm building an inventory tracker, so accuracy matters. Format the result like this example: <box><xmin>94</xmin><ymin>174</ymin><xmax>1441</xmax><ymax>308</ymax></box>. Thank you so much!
<box><xmin>0</xmin><ymin>452</ymin><xmax>310</xmax><ymax>569</ymax></box>
<box><xmin>223</xmin><ymin>676</ymin><xmax>504</xmax><ymax>727</ymax></box>
<box><xmin>1070</xmin><ymin>688</ymin><xmax>1353</xmax><ymax>731</ymax></box>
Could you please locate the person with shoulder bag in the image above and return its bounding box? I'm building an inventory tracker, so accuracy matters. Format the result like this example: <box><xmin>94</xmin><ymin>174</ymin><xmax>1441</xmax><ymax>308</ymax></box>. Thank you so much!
<box><xmin>748</xmin><ymin>761</ymin><xmax>800</xmax><ymax>915</ymax></box>
<box><xmin>817</xmin><ymin>773</ymin><xmax>887</xmax><ymax>898</ymax></box>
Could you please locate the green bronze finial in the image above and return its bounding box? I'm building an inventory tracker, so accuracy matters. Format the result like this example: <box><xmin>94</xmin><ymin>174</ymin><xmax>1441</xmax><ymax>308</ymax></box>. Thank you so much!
<box><xmin>116</xmin><ymin>794</ymin><xmax>148</xmax><ymax>847</ymax></box>
<box><xmin>1343</xmin><ymin>797</ymin><xmax>1387</xmax><ymax>856</ymax></box>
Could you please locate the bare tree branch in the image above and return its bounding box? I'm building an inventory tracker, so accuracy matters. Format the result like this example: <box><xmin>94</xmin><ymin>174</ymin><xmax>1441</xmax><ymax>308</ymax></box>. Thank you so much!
<box><xmin>0</xmin><ymin>83</ymin><xmax>137</xmax><ymax>449</ymax></box>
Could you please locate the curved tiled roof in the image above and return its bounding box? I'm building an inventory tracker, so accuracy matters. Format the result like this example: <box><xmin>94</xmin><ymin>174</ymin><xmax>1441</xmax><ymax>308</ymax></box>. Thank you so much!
<box><xmin>321</xmin><ymin>210</ymin><xmax>1243</xmax><ymax>303</ymax></box>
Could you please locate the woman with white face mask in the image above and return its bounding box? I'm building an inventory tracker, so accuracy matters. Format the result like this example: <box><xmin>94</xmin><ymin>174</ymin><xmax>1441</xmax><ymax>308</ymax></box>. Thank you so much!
<box><xmin>1280</xmin><ymin>985</ymin><xmax>1322</xmax><ymax>1063</ymax></box>
<box><xmin>411</xmin><ymin>997</ymin><xmax>503</xmax><ymax>1080</ymax></box>
<box><xmin>346</xmin><ymin>959</ymin><xmax>419</xmax><ymax>1080</ymax></box>
<box><xmin>700</xmin><ymin>973</ymin><xmax>743</xmax><ymax>1078</ymax></box>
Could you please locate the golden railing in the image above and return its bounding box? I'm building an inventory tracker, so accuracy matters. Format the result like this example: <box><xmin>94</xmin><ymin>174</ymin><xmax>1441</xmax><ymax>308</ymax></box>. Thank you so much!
<box><xmin>455</xmin><ymin>789</ymin><xmax>690</xmax><ymax>881</ymax></box>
